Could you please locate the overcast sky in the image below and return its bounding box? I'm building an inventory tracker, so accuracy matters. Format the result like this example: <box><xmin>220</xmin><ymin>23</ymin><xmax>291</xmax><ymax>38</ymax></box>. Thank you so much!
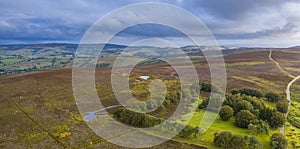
<box><xmin>1</xmin><ymin>0</ymin><xmax>300</xmax><ymax>47</ymax></box>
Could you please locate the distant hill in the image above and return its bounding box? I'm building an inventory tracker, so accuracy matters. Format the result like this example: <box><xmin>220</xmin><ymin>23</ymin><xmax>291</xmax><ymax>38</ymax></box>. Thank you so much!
<box><xmin>289</xmin><ymin>46</ymin><xmax>300</xmax><ymax>49</ymax></box>
<box><xmin>0</xmin><ymin>43</ymin><xmax>296</xmax><ymax>75</ymax></box>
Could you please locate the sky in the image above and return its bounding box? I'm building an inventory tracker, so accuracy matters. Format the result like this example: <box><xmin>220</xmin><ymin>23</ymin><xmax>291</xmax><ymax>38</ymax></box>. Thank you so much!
<box><xmin>1</xmin><ymin>0</ymin><xmax>300</xmax><ymax>47</ymax></box>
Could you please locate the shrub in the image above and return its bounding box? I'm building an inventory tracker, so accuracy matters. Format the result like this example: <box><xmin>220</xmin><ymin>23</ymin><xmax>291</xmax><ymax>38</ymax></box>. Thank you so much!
<box><xmin>231</xmin><ymin>88</ymin><xmax>263</xmax><ymax>98</ymax></box>
<box><xmin>198</xmin><ymin>94</ymin><xmax>223</xmax><ymax>112</ymax></box>
<box><xmin>219</xmin><ymin>106</ymin><xmax>234</xmax><ymax>121</ymax></box>
<box><xmin>246</xmin><ymin>136</ymin><xmax>261</xmax><ymax>149</ymax></box>
<box><xmin>214</xmin><ymin>131</ymin><xmax>246</xmax><ymax>148</ymax></box>
<box><xmin>177</xmin><ymin>125</ymin><xmax>199</xmax><ymax>138</ymax></box>
<box><xmin>235</xmin><ymin>110</ymin><xmax>257</xmax><ymax>128</ymax></box>
<box><xmin>265</xmin><ymin>92</ymin><xmax>282</xmax><ymax>102</ymax></box>
<box><xmin>200</xmin><ymin>82</ymin><xmax>221</xmax><ymax>93</ymax></box>
<box><xmin>248</xmin><ymin>119</ymin><xmax>269</xmax><ymax>135</ymax></box>
<box><xmin>260</xmin><ymin>107</ymin><xmax>274</xmax><ymax>122</ymax></box>
<box><xmin>270</xmin><ymin>133</ymin><xmax>287</xmax><ymax>149</ymax></box>
<box><xmin>234</xmin><ymin>100</ymin><xmax>253</xmax><ymax>115</ymax></box>
<box><xmin>276</xmin><ymin>101</ymin><xmax>288</xmax><ymax>113</ymax></box>
<box><xmin>113</xmin><ymin>109</ymin><xmax>163</xmax><ymax>128</ymax></box>
<box><xmin>269</xmin><ymin>111</ymin><xmax>285</xmax><ymax>128</ymax></box>
<box><xmin>214</xmin><ymin>131</ymin><xmax>234</xmax><ymax>148</ymax></box>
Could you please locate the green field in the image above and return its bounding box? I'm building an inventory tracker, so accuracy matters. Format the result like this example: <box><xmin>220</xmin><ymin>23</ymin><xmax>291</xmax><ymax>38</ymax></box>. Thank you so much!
<box><xmin>286</xmin><ymin>82</ymin><xmax>300</xmax><ymax>148</ymax></box>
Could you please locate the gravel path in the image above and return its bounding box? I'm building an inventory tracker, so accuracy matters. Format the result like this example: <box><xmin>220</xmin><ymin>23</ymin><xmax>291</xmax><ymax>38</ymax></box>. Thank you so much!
<box><xmin>268</xmin><ymin>50</ymin><xmax>300</xmax><ymax>136</ymax></box>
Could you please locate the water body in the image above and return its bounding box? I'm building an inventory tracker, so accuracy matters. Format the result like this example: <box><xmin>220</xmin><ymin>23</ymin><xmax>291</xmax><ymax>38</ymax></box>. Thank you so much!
<box><xmin>83</xmin><ymin>112</ymin><xmax>108</xmax><ymax>120</ymax></box>
<box><xmin>83</xmin><ymin>104</ymin><xmax>124</xmax><ymax>121</ymax></box>
<box><xmin>140</xmin><ymin>76</ymin><xmax>149</xmax><ymax>80</ymax></box>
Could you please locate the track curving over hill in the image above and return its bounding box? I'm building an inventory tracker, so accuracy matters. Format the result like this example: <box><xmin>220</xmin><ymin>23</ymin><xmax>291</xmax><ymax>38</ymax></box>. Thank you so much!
<box><xmin>269</xmin><ymin>50</ymin><xmax>300</xmax><ymax>136</ymax></box>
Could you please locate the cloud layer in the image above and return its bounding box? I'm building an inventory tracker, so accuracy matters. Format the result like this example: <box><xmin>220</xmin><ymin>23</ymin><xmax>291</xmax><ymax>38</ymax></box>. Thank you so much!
<box><xmin>0</xmin><ymin>0</ymin><xmax>299</xmax><ymax>47</ymax></box>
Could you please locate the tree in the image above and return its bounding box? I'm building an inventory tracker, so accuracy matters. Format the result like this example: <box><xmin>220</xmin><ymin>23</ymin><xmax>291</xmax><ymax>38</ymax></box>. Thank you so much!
<box><xmin>198</xmin><ymin>98</ymin><xmax>209</xmax><ymax>109</ymax></box>
<box><xmin>269</xmin><ymin>111</ymin><xmax>285</xmax><ymax>128</ymax></box>
<box><xmin>198</xmin><ymin>94</ymin><xmax>223</xmax><ymax>112</ymax></box>
<box><xmin>231</xmin><ymin>135</ymin><xmax>246</xmax><ymax>148</ymax></box>
<box><xmin>200</xmin><ymin>82</ymin><xmax>221</xmax><ymax>93</ymax></box>
<box><xmin>234</xmin><ymin>100</ymin><xmax>253</xmax><ymax>115</ymax></box>
<box><xmin>242</xmin><ymin>95</ymin><xmax>265</xmax><ymax>111</ymax></box>
<box><xmin>260</xmin><ymin>107</ymin><xmax>274</xmax><ymax>122</ymax></box>
<box><xmin>224</xmin><ymin>93</ymin><xmax>241</xmax><ymax>108</ymax></box>
<box><xmin>270</xmin><ymin>133</ymin><xmax>287</xmax><ymax>149</ymax></box>
<box><xmin>201</xmin><ymin>82</ymin><xmax>212</xmax><ymax>92</ymax></box>
<box><xmin>177</xmin><ymin>125</ymin><xmax>199</xmax><ymax>138</ymax></box>
<box><xmin>248</xmin><ymin>119</ymin><xmax>269</xmax><ymax>135</ymax></box>
<box><xmin>276</xmin><ymin>101</ymin><xmax>288</xmax><ymax>113</ymax></box>
<box><xmin>251</xmin><ymin>109</ymin><xmax>260</xmax><ymax>119</ymax></box>
<box><xmin>245</xmin><ymin>136</ymin><xmax>261</xmax><ymax>149</ymax></box>
<box><xmin>214</xmin><ymin>131</ymin><xmax>246</xmax><ymax>149</ymax></box>
<box><xmin>231</xmin><ymin>88</ymin><xmax>263</xmax><ymax>98</ymax></box>
<box><xmin>265</xmin><ymin>92</ymin><xmax>282</xmax><ymax>102</ymax></box>
<box><xmin>113</xmin><ymin>109</ymin><xmax>163</xmax><ymax>128</ymax></box>
<box><xmin>235</xmin><ymin>110</ymin><xmax>256</xmax><ymax>128</ymax></box>
<box><xmin>219</xmin><ymin>106</ymin><xmax>234</xmax><ymax>121</ymax></box>
<box><xmin>214</xmin><ymin>131</ymin><xmax>234</xmax><ymax>148</ymax></box>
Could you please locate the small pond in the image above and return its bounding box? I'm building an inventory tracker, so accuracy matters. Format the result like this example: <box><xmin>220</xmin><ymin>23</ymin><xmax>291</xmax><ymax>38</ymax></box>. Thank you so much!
<box><xmin>83</xmin><ymin>112</ymin><xmax>108</xmax><ymax>120</ymax></box>
<box><xmin>140</xmin><ymin>76</ymin><xmax>149</xmax><ymax>80</ymax></box>
<box><xmin>83</xmin><ymin>104</ymin><xmax>124</xmax><ymax>121</ymax></box>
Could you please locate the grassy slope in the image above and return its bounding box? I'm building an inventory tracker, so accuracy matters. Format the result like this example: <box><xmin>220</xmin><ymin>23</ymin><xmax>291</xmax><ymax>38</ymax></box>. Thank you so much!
<box><xmin>1</xmin><ymin>50</ymin><xmax>299</xmax><ymax>148</ymax></box>
<box><xmin>285</xmin><ymin>82</ymin><xmax>300</xmax><ymax>148</ymax></box>
<box><xmin>271</xmin><ymin>50</ymin><xmax>300</xmax><ymax>148</ymax></box>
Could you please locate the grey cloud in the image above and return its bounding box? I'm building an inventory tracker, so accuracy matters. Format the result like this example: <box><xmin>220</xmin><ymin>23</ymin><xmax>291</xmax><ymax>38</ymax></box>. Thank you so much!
<box><xmin>186</xmin><ymin>0</ymin><xmax>292</xmax><ymax>20</ymax></box>
<box><xmin>215</xmin><ymin>23</ymin><xmax>298</xmax><ymax>40</ymax></box>
<box><xmin>0</xmin><ymin>0</ymin><xmax>300</xmax><ymax>47</ymax></box>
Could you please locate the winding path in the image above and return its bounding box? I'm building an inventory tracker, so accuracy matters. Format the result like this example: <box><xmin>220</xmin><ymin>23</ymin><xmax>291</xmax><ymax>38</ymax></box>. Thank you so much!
<box><xmin>268</xmin><ymin>50</ymin><xmax>295</xmax><ymax>78</ymax></box>
<box><xmin>268</xmin><ymin>50</ymin><xmax>300</xmax><ymax>135</ymax></box>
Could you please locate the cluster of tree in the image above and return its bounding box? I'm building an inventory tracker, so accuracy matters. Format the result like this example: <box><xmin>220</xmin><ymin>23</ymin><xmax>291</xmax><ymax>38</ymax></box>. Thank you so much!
<box><xmin>260</xmin><ymin>108</ymin><xmax>285</xmax><ymax>128</ymax></box>
<box><xmin>248</xmin><ymin>119</ymin><xmax>269</xmax><ymax>135</ymax></box>
<box><xmin>265</xmin><ymin>92</ymin><xmax>283</xmax><ymax>102</ymax></box>
<box><xmin>214</xmin><ymin>131</ymin><xmax>288</xmax><ymax>149</ymax></box>
<box><xmin>231</xmin><ymin>88</ymin><xmax>263</xmax><ymax>98</ymax></box>
<box><xmin>129</xmin><ymin>91</ymin><xmax>181</xmax><ymax>113</ymax></box>
<box><xmin>276</xmin><ymin>100</ymin><xmax>289</xmax><ymax>113</ymax></box>
<box><xmin>198</xmin><ymin>94</ymin><xmax>223</xmax><ymax>112</ymax></box>
<box><xmin>214</xmin><ymin>131</ymin><xmax>261</xmax><ymax>149</ymax></box>
<box><xmin>235</xmin><ymin>110</ymin><xmax>257</xmax><ymax>128</ymax></box>
<box><xmin>113</xmin><ymin>108</ymin><xmax>199</xmax><ymax>138</ymax></box>
<box><xmin>113</xmin><ymin>108</ymin><xmax>163</xmax><ymax>128</ymax></box>
<box><xmin>219</xmin><ymin>105</ymin><xmax>234</xmax><ymax>121</ymax></box>
<box><xmin>176</xmin><ymin>125</ymin><xmax>199</xmax><ymax>138</ymax></box>
<box><xmin>231</xmin><ymin>89</ymin><xmax>283</xmax><ymax>102</ymax></box>
<box><xmin>270</xmin><ymin>133</ymin><xmax>288</xmax><ymax>149</ymax></box>
<box><xmin>191</xmin><ymin>81</ymin><xmax>221</xmax><ymax>93</ymax></box>
<box><xmin>199</xmin><ymin>92</ymin><xmax>286</xmax><ymax>129</ymax></box>
<box><xmin>225</xmin><ymin>93</ymin><xmax>285</xmax><ymax>129</ymax></box>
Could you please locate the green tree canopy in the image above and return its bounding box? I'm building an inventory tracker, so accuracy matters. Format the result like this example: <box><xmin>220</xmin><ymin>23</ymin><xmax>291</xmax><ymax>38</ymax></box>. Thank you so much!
<box><xmin>235</xmin><ymin>110</ymin><xmax>257</xmax><ymax>128</ymax></box>
<box><xmin>234</xmin><ymin>100</ymin><xmax>254</xmax><ymax>115</ymax></box>
<box><xmin>276</xmin><ymin>101</ymin><xmax>289</xmax><ymax>113</ymax></box>
<box><xmin>269</xmin><ymin>111</ymin><xmax>285</xmax><ymax>128</ymax></box>
<box><xmin>270</xmin><ymin>133</ymin><xmax>287</xmax><ymax>149</ymax></box>
<box><xmin>248</xmin><ymin>119</ymin><xmax>269</xmax><ymax>135</ymax></box>
<box><xmin>219</xmin><ymin>105</ymin><xmax>234</xmax><ymax>121</ymax></box>
<box><xmin>265</xmin><ymin>92</ymin><xmax>283</xmax><ymax>102</ymax></box>
<box><xmin>231</xmin><ymin>88</ymin><xmax>263</xmax><ymax>98</ymax></box>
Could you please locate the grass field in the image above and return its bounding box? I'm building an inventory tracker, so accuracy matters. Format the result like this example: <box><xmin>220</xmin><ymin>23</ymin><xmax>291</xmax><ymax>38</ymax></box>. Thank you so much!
<box><xmin>286</xmin><ymin>82</ymin><xmax>300</xmax><ymax>148</ymax></box>
<box><xmin>187</xmin><ymin>110</ymin><xmax>279</xmax><ymax>149</ymax></box>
